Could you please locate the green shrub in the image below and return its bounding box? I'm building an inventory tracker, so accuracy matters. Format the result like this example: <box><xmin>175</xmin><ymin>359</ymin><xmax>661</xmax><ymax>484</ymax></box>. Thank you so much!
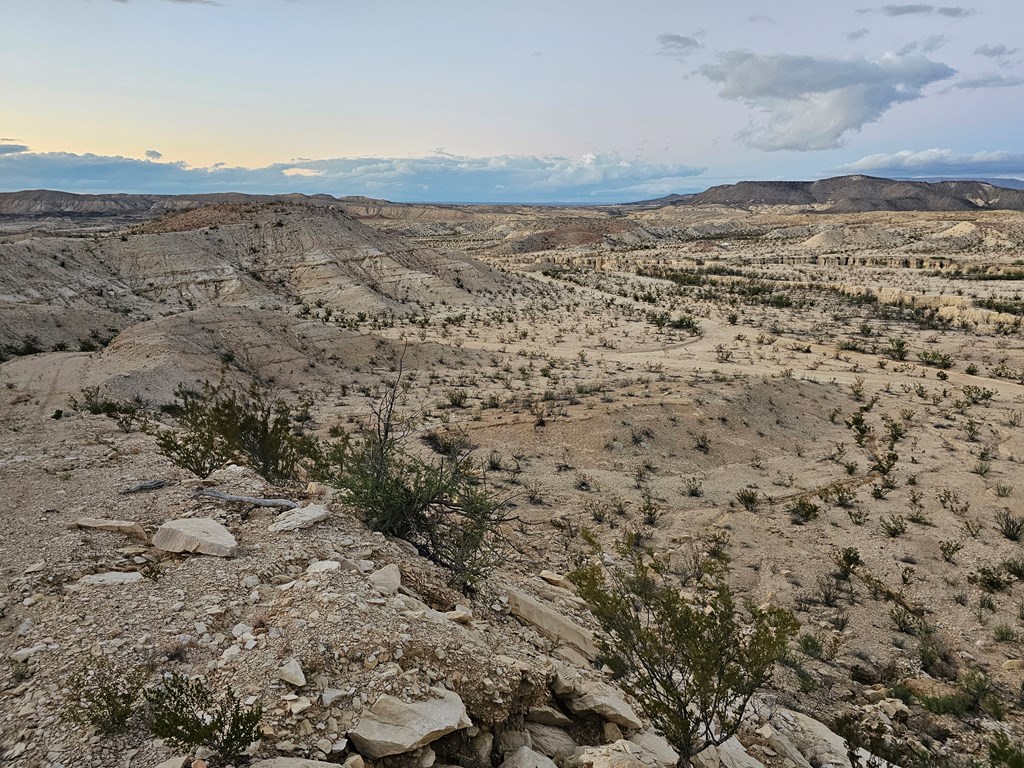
<box><xmin>989</xmin><ymin>731</ymin><xmax>1024</xmax><ymax>768</ymax></box>
<box><xmin>569</xmin><ymin>545</ymin><xmax>797</xmax><ymax>762</ymax></box>
<box><xmin>996</xmin><ymin>509</ymin><xmax>1024</xmax><ymax>541</ymax></box>
<box><xmin>787</xmin><ymin>498</ymin><xmax>820</xmax><ymax>525</ymax></box>
<box><xmin>156</xmin><ymin>381</ymin><xmax>320</xmax><ymax>482</ymax></box>
<box><xmin>62</xmin><ymin>656</ymin><xmax>147</xmax><ymax>733</ymax></box>
<box><xmin>145</xmin><ymin>673</ymin><xmax>261</xmax><ymax>761</ymax></box>
<box><xmin>735</xmin><ymin>488</ymin><xmax>760</xmax><ymax>512</ymax></box>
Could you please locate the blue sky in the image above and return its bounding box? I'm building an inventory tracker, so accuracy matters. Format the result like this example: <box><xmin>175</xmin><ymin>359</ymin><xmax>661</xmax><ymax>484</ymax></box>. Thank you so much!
<box><xmin>2</xmin><ymin>0</ymin><xmax>1023</xmax><ymax>202</ymax></box>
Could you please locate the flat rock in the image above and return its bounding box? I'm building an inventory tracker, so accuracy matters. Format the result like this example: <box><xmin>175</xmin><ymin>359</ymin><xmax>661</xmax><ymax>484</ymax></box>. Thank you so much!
<box><xmin>348</xmin><ymin>689</ymin><xmax>471</xmax><ymax>759</ymax></box>
<box><xmin>369</xmin><ymin>563</ymin><xmax>402</xmax><ymax>595</ymax></box>
<box><xmin>629</xmin><ymin>731</ymin><xmax>679</xmax><ymax>768</ymax></box>
<box><xmin>565</xmin><ymin>680</ymin><xmax>642</xmax><ymax>730</ymax></box>
<box><xmin>568</xmin><ymin>740</ymin><xmax>651</xmax><ymax>768</ymax></box>
<box><xmin>278</xmin><ymin>659</ymin><xmax>306</xmax><ymax>687</ymax></box>
<box><xmin>500</xmin><ymin>746</ymin><xmax>558</xmax><ymax>768</ymax></box>
<box><xmin>75</xmin><ymin>571</ymin><xmax>144</xmax><ymax>587</ymax></box>
<box><xmin>72</xmin><ymin>517</ymin><xmax>148</xmax><ymax>541</ymax></box>
<box><xmin>153</xmin><ymin>518</ymin><xmax>237</xmax><ymax>557</ymax></box>
<box><xmin>691</xmin><ymin>737</ymin><xmax>766</xmax><ymax>768</ymax></box>
<box><xmin>268</xmin><ymin>504</ymin><xmax>330</xmax><ymax>532</ymax></box>
<box><xmin>525</xmin><ymin>723</ymin><xmax>579</xmax><ymax>759</ymax></box>
<box><xmin>154</xmin><ymin>758</ymin><xmax>190</xmax><ymax>768</ymax></box>
<box><xmin>252</xmin><ymin>760</ymin><xmax>342</xmax><ymax>768</ymax></box>
<box><xmin>506</xmin><ymin>587</ymin><xmax>597</xmax><ymax>660</ymax></box>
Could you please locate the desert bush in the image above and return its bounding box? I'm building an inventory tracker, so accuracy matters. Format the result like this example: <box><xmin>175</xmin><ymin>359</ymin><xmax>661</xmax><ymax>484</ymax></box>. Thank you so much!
<box><xmin>145</xmin><ymin>673</ymin><xmax>261</xmax><ymax>761</ymax></box>
<box><xmin>995</xmin><ymin>510</ymin><xmax>1024</xmax><ymax>541</ymax></box>
<box><xmin>62</xmin><ymin>656</ymin><xmax>147</xmax><ymax>733</ymax></box>
<box><xmin>989</xmin><ymin>732</ymin><xmax>1024</xmax><ymax>768</ymax></box>
<box><xmin>940</xmin><ymin>540</ymin><xmax>964</xmax><ymax>563</ymax></box>
<box><xmin>735</xmin><ymin>488</ymin><xmax>760</xmax><ymax>512</ymax></box>
<box><xmin>569</xmin><ymin>544</ymin><xmax>797</xmax><ymax>762</ymax></box>
<box><xmin>337</xmin><ymin>372</ymin><xmax>507</xmax><ymax>591</ymax></box>
<box><xmin>918</xmin><ymin>350</ymin><xmax>954</xmax><ymax>369</ymax></box>
<box><xmin>970</xmin><ymin>566</ymin><xmax>1014</xmax><ymax>593</ymax></box>
<box><xmin>156</xmin><ymin>381</ymin><xmax>319</xmax><ymax>482</ymax></box>
<box><xmin>880</xmin><ymin>515</ymin><xmax>907</xmax><ymax>538</ymax></box>
<box><xmin>787</xmin><ymin>498</ymin><xmax>820</xmax><ymax>525</ymax></box>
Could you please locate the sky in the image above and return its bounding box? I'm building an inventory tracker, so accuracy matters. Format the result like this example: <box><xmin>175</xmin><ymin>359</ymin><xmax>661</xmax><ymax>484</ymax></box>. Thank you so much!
<box><xmin>1</xmin><ymin>0</ymin><xmax>1023</xmax><ymax>202</ymax></box>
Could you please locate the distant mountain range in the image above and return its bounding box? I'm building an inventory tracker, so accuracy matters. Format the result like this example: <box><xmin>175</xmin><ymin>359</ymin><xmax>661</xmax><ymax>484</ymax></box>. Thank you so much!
<box><xmin>630</xmin><ymin>175</ymin><xmax>1024</xmax><ymax>212</ymax></box>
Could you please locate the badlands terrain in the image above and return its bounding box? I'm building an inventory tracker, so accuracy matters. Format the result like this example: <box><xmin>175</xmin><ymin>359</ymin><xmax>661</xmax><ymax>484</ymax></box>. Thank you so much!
<box><xmin>2</xmin><ymin>178</ymin><xmax>1024</xmax><ymax>768</ymax></box>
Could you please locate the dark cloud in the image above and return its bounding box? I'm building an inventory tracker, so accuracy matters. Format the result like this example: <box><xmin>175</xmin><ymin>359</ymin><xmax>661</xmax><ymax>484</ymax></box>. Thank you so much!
<box><xmin>862</xmin><ymin>4</ymin><xmax>975</xmax><ymax>16</ymax></box>
<box><xmin>145</xmin><ymin>149</ymin><xmax>163</xmax><ymax>160</ymax></box>
<box><xmin>896</xmin><ymin>34</ymin><xmax>947</xmax><ymax>55</ymax></box>
<box><xmin>656</xmin><ymin>33</ymin><xmax>701</xmax><ymax>60</ymax></box>
<box><xmin>847</xmin><ymin>28</ymin><xmax>871</xmax><ymax>41</ymax></box>
<box><xmin>0</xmin><ymin>150</ymin><xmax>706</xmax><ymax>203</ymax></box>
<box><xmin>0</xmin><ymin>143</ymin><xmax>28</xmax><ymax>155</ymax></box>
<box><xmin>974</xmin><ymin>44</ymin><xmax>1017</xmax><ymax>57</ymax></box>
<box><xmin>842</xmin><ymin>148</ymin><xmax>1024</xmax><ymax>177</ymax></box>
<box><xmin>699</xmin><ymin>51</ymin><xmax>955</xmax><ymax>151</ymax></box>
<box><xmin>954</xmin><ymin>73</ymin><xmax>1024</xmax><ymax>89</ymax></box>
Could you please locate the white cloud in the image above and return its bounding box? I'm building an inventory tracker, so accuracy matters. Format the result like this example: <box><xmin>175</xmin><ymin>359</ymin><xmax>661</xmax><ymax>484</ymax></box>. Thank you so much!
<box><xmin>699</xmin><ymin>51</ymin><xmax>955</xmax><ymax>151</ymax></box>
<box><xmin>975</xmin><ymin>44</ymin><xmax>1018</xmax><ymax>58</ymax></box>
<box><xmin>657</xmin><ymin>33</ymin><xmax>702</xmax><ymax>60</ymax></box>
<box><xmin>954</xmin><ymin>73</ymin><xmax>1024</xmax><ymax>89</ymax></box>
<box><xmin>840</xmin><ymin>148</ymin><xmax>1024</xmax><ymax>176</ymax></box>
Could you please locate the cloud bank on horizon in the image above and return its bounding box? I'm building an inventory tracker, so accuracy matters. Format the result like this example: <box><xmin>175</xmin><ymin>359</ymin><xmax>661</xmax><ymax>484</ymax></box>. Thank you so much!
<box><xmin>2</xmin><ymin>1</ymin><xmax>1023</xmax><ymax>200</ymax></box>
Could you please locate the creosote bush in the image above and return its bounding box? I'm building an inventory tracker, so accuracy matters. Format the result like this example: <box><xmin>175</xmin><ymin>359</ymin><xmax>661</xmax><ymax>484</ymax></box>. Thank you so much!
<box><xmin>569</xmin><ymin>541</ymin><xmax>797</xmax><ymax>762</ymax></box>
<box><xmin>145</xmin><ymin>672</ymin><xmax>262</xmax><ymax>762</ymax></box>
<box><xmin>62</xmin><ymin>656</ymin><xmax>147</xmax><ymax>734</ymax></box>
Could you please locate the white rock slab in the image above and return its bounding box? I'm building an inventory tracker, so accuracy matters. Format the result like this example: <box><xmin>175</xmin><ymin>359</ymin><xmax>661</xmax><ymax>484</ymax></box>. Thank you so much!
<box><xmin>153</xmin><ymin>518</ymin><xmax>237</xmax><ymax>557</ymax></box>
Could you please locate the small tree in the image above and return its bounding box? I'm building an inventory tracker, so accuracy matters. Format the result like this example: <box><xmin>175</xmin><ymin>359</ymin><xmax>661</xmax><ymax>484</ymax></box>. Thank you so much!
<box><xmin>570</xmin><ymin>546</ymin><xmax>797</xmax><ymax>764</ymax></box>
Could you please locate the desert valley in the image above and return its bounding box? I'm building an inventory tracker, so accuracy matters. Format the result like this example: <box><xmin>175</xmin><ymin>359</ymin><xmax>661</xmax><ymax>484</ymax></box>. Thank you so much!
<box><xmin>3</xmin><ymin>177</ymin><xmax>1024</xmax><ymax>768</ymax></box>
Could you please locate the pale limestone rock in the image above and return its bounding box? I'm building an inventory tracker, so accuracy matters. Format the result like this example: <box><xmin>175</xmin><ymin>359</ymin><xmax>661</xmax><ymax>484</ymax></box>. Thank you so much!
<box><xmin>369</xmin><ymin>563</ymin><xmax>402</xmax><ymax>595</ymax></box>
<box><xmin>506</xmin><ymin>587</ymin><xmax>597</xmax><ymax>659</ymax></box>
<box><xmin>278</xmin><ymin>659</ymin><xmax>306</xmax><ymax>687</ymax></box>
<box><xmin>306</xmin><ymin>560</ymin><xmax>341</xmax><ymax>574</ymax></box>
<box><xmin>1002</xmin><ymin>659</ymin><xmax>1023</xmax><ymax>671</ymax></box>
<box><xmin>568</xmin><ymin>740</ymin><xmax>651</xmax><ymax>768</ymax></box>
<box><xmin>251</xmin><ymin>759</ymin><xmax>342</xmax><ymax>768</ymax></box>
<box><xmin>525</xmin><ymin>723</ymin><xmax>579</xmax><ymax>759</ymax></box>
<box><xmin>75</xmin><ymin>571</ymin><xmax>144</xmax><ymax>587</ymax></box>
<box><xmin>154</xmin><ymin>758</ymin><xmax>190</xmax><ymax>768</ymax></box>
<box><xmin>539</xmin><ymin>570</ymin><xmax>573</xmax><ymax>590</ymax></box>
<box><xmin>629</xmin><ymin>731</ymin><xmax>679</xmax><ymax>768</ymax></box>
<box><xmin>72</xmin><ymin>517</ymin><xmax>148</xmax><ymax>541</ymax></box>
<box><xmin>348</xmin><ymin>689</ymin><xmax>471</xmax><ymax>759</ymax></box>
<box><xmin>770</xmin><ymin>708</ymin><xmax>887</xmax><ymax>768</ymax></box>
<box><xmin>690</xmin><ymin>737</ymin><xmax>766</xmax><ymax>768</ymax></box>
<box><xmin>153</xmin><ymin>518</ymin><xmax>237</xmax><ymax>557</ymax></box>
<box><xmin>565</xmin><ymin>680</ymin><xmax>642</xmax><ymax>730</ymax></box>
<box><xmin>268</xmin><ymin>504</ymin><xmax>330</xmax><ymax>532</ymax></box>
<box><xmin>526</xmin><ymin>704</ymin><xmax>573</xmax><ymax>727</ymax></box>
<box><xmin>500</xmin><ymin>746</ymin><xmax>558</xmax><ymax>768</ymax></box>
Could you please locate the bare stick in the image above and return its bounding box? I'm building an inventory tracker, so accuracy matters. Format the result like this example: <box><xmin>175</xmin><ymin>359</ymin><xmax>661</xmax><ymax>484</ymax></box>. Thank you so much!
<box><xmin>191</xmin><ymin>489</ymin><xmax>298</xmax><ymax>509</ymax></box>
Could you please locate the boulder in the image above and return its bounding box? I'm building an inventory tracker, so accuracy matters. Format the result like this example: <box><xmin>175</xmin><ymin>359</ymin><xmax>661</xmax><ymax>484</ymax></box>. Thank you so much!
<box><xmin>268</xmin><ymin>504</ymin><xmax>330</xmax><ymax>532</ymax></box>
<box><xmin>525</xmin><ymin>723</ymin><xmax>579</xmax><ymax>759</ymax></box>
<box><xmin>72</xmin><ymin>517</ymin><xmax>148</xmax><ymax>541</ymax></box>
<box><xmin>568</xmin><ymin>740</ymin><xmax>652</xmax><ymax>768</ymax></box>
<box><xmin>565</xmin><ymin>680</ymin><xmax>642</xmax><ymax>730</ymax></box>
<box><xmin>500</xmin><ymin>746</ymin><xmax>558</xmax><ymax>768</ymax></box>
<box><xmin>629</xmin><ymin>731</ymin><xmax>679</xmax><ymax>768</ymax></box>
<box><xmin>526</xmin><ymin>703</ymin><xmax>574</xmax><ymax>727</ymax></box>
<box><xmin>506</xmin><ymin>587</ymin><xmax>598</xmax><ymax>660</ymax></box>
<box><xmin>153</xmin><ymin>518</ymin><xmax>237</xmax><ymax>557</ymax></box>
<box><xmin>770</xmin><ymin>707</ymin><xmax>882</xmax><ymax>768</ymax></box>
<box><xmin>348</xmin><ymin>689</ymin><xmax>471</xmax><ymax>759</ymax></box>
<box><xmin>690</xmin><ymin>737</ymin><xmax>766</xmax><ymax>768</ymax></box>
<box><xmin>252</xmin><ymin>760</ymin><xmax>341</xmax><ymax>768</ymax></box>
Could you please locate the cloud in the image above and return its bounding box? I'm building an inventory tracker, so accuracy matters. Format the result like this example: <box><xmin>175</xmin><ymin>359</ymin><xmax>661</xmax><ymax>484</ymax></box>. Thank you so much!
<box><xmin>953</xmin><ymin>73</ymin><xmax>1024</xmax><ymax>89</ymax></box>
<box><xmin>974</xmin><ymin>44</ymin><xmax>1017</xmax><ymax>58</ymax></box>
<box><xmin>657</xmin><ymin>33</ymin><xmax>701</xmax><ymax>60</ymax></box>
<box><xmin>748</xmin><ymin>15</ymin><xmax>776</xmax><ymax>24</ymax></box>
<box><xmin>698</xmin><ymin>51</ymin><xmax>955</xmax><ymax>151</ymax></box>
<box><xmin>0</xmin><ymin>150</ymin><xmax>706</xmax><ymax>203</ymax></box>
<box><xmin>895</xmin><ymin>34</ymin><xmax>947</xmax><ymax>55</ymax></box>
<box><xmin>0</xmin><ymin>143</ymin><xmax>28</xmax><ymax>155</ymax></box>
<box><xmin>866</xmin><ymin>4</ymin><xmax>975</xmax><ymax>17</ymax></box>
<box><xmin>112</xmin><ymin>0</ymin><xmax>222</xmax><ymax>5</ymax></box>
<box><xmin>841</xmin><ymin>148</ymin><xmax>1024</xmax><ymax>177</ymax></box>
<box><xmin>847</xmin><ymin>28</ymin><xmax>871</xmax><ymax>41</ymax></box>
<box><xmin>145</xmin><ymin>149</ymin><xmax>163</xmax><ymax>160</ymax></box>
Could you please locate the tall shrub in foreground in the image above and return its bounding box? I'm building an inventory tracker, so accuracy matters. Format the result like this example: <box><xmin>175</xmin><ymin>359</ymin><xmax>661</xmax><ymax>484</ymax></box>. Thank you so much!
<box><xmin>570</xmin><ymin>545</ymin><xmax>797</xmax><ymax>763</ymax></box>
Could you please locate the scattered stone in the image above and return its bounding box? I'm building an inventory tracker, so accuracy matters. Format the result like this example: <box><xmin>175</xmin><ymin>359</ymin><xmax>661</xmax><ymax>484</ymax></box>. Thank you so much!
<box><xmin>268</xmin><ymin>504</ymin><xmax>330</xmax><ymax>533</ymax></box>
<box><xmin>153</xmin><ymin>518</ymin><xmax>237</xmax><ymax>557</ymax></box>
<box><xmin>348</xmin><ymin>689</ymin><xmax>471</xmax><ymax>759</ymax></box>
<box><xmin>154</xmin><ymin>758</ymin><xmax>190</xmax><ymax>768</ymax></box>
<box><xmin>500</xmin><ymin>746</ymin><xmax>558</xmax><ymax>768</ymax></box>
<box><xmin>369</xmin><ymin>563</ymin><xmax>402</xmax><ymax>595</ymax></box>
<box><xmin>252</xmin><ymin>759</ymin><xmax>342</xmax><ymax>768</ymax></box>
<box><xmin>72</xmin><ymin>517</ymin><xmax>148</xmax><ymax>541</ymax></box>
<box><xmin>306</xmin><ymin>560</ymin><xmax>341</xmax><ymax>574</ymax></box>
<box><xmin>278</xmin><ymin>659</ymin><xmax>306</xmax><ymax>687</ymax></box>
<box><xmin>11</xmin><ymin>644</ymin><xmax>46</xmax><ymax>663</ymax></box>
<box><xmin>74</xmin><ymin>571</ymin><xmax>144</xmax><ymax>587</ymax></box>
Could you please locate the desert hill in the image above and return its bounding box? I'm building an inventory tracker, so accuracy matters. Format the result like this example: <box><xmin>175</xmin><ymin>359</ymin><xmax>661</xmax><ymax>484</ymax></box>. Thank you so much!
<box><xmin>633</xmin><ymin>175</ymin><xmax>1024</xmax><ymax>213</ymax></box>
